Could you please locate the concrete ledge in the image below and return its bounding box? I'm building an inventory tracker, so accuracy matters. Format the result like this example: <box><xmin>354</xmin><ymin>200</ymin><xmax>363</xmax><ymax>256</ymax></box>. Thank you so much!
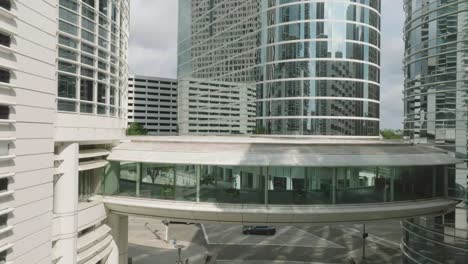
<box><xmin>96</xmin><ymin>196</ymin><xmax>458</xmax><ymax>225</ymax></box>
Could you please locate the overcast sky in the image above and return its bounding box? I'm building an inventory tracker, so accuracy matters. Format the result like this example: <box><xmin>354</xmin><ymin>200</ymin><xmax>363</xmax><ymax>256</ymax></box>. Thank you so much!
<box><xmin>128</xmin><ymin>0</ymin><xmax>405</xmax><ymax>129</ymax></box>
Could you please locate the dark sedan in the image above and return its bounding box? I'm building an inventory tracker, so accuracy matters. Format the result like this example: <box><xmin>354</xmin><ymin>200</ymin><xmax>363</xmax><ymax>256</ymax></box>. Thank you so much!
<box><xmin>242</xmin><ymin>226</ymin><xmax>276</xmax><ymax>235</ymax></box>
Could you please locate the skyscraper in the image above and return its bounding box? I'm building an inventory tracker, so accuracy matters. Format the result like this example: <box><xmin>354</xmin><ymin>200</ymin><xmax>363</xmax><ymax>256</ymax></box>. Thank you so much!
<box><xmin>177</xmin><ymin>0</ymin><xmax>259</xmax><ymax>135</ymax></box>
<box><xmin>178</xmin><ymin>0</ymin><xmax>381</xmax><ymax>136</ymax></box>
<box><xmin>403</xmin><ymin>0</ymin><xmax>468</xmax><ymax>262</ymax></box>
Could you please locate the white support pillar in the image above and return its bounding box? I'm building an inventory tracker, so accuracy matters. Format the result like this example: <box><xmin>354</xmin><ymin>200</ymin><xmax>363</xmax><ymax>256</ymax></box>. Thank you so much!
<box><xmin>108</xmin><ymin>213</ymin><xmax>129</xmax><ymax>264</ymax></box>
<box><xmin>233</xmin><ymin>169</ymin><xmax>241</xmax><ymax>190</ymax></box>
<box><xmin>53</xmin><ymin>143</ymin><xmax>79</xmax><ymax>264</ymax></box>
<box><xmin>196</xmin><ymin>165</ymin><xmax>200</xmax><ymax>203</ymax></box>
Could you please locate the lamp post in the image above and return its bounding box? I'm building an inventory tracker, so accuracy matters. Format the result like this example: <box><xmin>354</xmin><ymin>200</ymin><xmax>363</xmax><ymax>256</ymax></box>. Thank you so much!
<box><xmin>362</xmin><ymin>224</ymin><xmax>368</xmax><ymax>261</ymax></box>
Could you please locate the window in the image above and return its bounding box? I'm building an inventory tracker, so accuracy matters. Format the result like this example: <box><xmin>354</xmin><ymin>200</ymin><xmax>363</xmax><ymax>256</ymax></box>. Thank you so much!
<box><xmin>81</xmin><ymin>67</ymin><xmax>94</xmax><ymax>78</ymax></box>
<box><xmin>59</xmin><ymin>7</ymin><xmax>78</xmax><ymax>24</ymax></box>
<box><xmin>110</xmin><ymin>88</ymin><xmax>115</xmax><ymax>105</ymax></box>
<box><xmin>79</xmin><ymin>169</ymin><xmax>102</xmax><ymax>201</ymax></box>
<box><xmin>0</xmin><ymin>69</ymin><xmax>9</xmax><ymax>83</ymax></box>
<box><xmin>58</xmin><ymin>48</ymin><xmax>77</xmax><ymax>61</ymax></box>
<box><xmin>99</xmin><ymin>0</ymin><xmax>108</xmax><ymax>15</ymax></box>
<box><xmin>0</xmin><ymin>249</ymin><xmax>6</xmax><ymax>263</ymax></box>
<box><xmin>111</xmin><ymin>3</ymin><xmax>118</xmax><ymax>22</ymax></box>
<box><xmin>81</xmin><ymin>29</ymin><xmax>95</xmax><ymax>43</ymax></box>
<box><xmin>80</xmin><ymin>79</ymin><xmax>94</xmax><ymax>101</ymax></box>
<box><xmin>0</xmin><ymin>106</ymin><xmax>8</xmax><ymax>119</ymax></box>
<box><xmin>0</xmin><ymin>0</ymin><xmax>11</xmax><ymax>11</ymax></box>
<box><xmin>0</xmin><ymin>178</ymin><xmax>7</xmax><ymax>192</ymax></box>
<box><xmin>82</xmin><ymin>5</ymin><xmax>95</xmax><ymax>20</ymax></box>
<box><xmin>58</xmin><ymin>74</ymin><xmax>76</xmax><ymax>98</ymax></box>
<box><xmin>59</xmin><ymin>60</ymin><xmax>77</xmax><ymax>73</ymax></box>
<box><xmin>81</xmin><ymin>55</ymin><xmax>94</xmax><ymax>66</ymax></box>
<box><xmin>59</xmin><ymin>34</ymin><xmax>78</xmax><ymax>49</ymax></box>
<box><xmin>59</xmin><ymin>21</ymin><xmax>78</xmax><ymax>36</ymax></box>
<box><xmin>82</xmin><ymin>0</ymin><xmax>95</xmax><ymax>8</ymax></box>
<box><xmin>0</xmin><ymin>214</ymin><xmax>7</xmax><ymax>228</ymax></box>
<box><xmin>0</xmin><ymin>32</ymin><xmax>10</xmax><ymax>47</ymax></box>
<box><xmin>82</xmin><ymin>18</ymin><xmax>95</xmax><ymax>32</ymax></box>
<box><xmin>81</xmin><ymin>43</ymin><xmax>94</xmax><ymax>55</ymax></box>
<box><xmin>97</xmin><ymin>83</ymin><xmax>107</xmax><ymax>103</ymax></box>
<box><xmin>59</xmin><ymin>0</ymin><xmax>78</xmax><ymax>11</ymax></box>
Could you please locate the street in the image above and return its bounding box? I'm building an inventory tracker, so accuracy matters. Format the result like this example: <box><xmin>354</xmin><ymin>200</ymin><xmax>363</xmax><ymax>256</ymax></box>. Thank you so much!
<box><xmin>128</xmin><ymin>216</ymin><xmax>402</xmax><ymax>264</ymax></box>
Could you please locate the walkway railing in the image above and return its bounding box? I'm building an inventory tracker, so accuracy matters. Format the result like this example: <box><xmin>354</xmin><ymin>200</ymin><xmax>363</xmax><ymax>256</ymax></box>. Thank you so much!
<box><xmin>401</xmin><ymin>219</ymin><xmax>468</xmax><ymax>264</ymax></box>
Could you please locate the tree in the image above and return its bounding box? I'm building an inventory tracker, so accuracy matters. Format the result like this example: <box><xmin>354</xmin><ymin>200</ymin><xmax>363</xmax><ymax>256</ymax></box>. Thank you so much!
<box><xmin>380</xmin><ymin>129</ymin><xmax>403</xmax><ymax>139</ymax></box>
<box><xmin>126</xmin><ymin>123</ymin><xmax>148</xmax><ymax>136</ymax></box>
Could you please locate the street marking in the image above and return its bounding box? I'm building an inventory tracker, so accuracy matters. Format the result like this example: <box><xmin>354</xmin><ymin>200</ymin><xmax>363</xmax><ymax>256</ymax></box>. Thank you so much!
<box><xmin>338</xmin><ymin>225</ymin><xmax>400</xmax><ymax>249</ymax></box>
<box><xmin>201</xmin><ymin>223</ymin><xmax>211</xmax><ymax>244</ymax></box>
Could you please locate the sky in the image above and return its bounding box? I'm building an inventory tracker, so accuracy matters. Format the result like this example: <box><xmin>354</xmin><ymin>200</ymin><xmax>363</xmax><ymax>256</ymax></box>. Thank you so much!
<box><xmin>128</xmin><ymin>0</ymin><xmax>405</xmax><ymax>129</ymax></box>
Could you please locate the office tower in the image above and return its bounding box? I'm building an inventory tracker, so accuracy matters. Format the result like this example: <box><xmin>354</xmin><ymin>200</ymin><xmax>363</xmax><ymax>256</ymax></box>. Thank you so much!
<box><xmin>128</xmin><ymin>75</ymin><xmax>178</xmax><ymax>135</ymax></box>
<box><xmin>256</xmin><ymin>0</ymin><xmax>381</xmax><ymax>136</ymax></box>
<box><xmin>178</xmin><ymin>0</ymin><xmax>381</xmax><ymax>136</ymax></box>
<box><xmin>177</xmin><ymin>0</ymin><xmax>259</xmax><ymax>135</ymax></box>
<box><xmin>403</xmin><ymin>0</ymin><xmax>468</xmax><ymax>262</ymax></box>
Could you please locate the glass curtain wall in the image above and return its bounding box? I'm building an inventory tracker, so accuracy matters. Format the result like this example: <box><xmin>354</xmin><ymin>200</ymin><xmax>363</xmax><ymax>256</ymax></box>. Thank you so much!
<box><xmin>103</xmin><ymin>162</ymin><xmax>450</xmax><ymax>205</ymax></box>
<box><xmin>57</xmin><ymin>0</ymin><xmax>129</xmax><ymax>118</ymax></box>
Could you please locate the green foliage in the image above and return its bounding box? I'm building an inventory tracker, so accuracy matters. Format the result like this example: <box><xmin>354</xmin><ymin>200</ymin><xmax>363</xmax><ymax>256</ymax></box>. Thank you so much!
<box><xmin>380</xmin><ymin>129</ymin><xmax>403</xmax><ymax>139</ymax></box>
<box><xmin>126</xmin><ymin>123</ymin><xmax>148</xmax><ymax>136</ymax></box>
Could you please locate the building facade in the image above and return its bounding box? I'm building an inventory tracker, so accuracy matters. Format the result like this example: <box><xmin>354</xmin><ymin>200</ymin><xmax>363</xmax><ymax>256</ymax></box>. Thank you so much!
<box><xmin>177</xmin><ymin>78</ymin><xmax>255</xmax><ymax>135</ymax></box>
<box><xmin>54</xmin><ymin>0</ymin><xmax>130</xmax><ymax>263</ymax></box>
<box><xmin>403</xmin><ymin>0</ymin><xmax>468</xmax><ymax>262</ymax></box>
<box><xmin>128</xmin><ymin>75</ymin><xmax>177</xmax><ymax>135</ymax></box>
<box><xmin>177</xmin><ymin>0</ymin><xmax>259</xmax><ymax>135</ymax></box>
<box><xmin>178</xmin><ymin>0</ymin><xmax>381</xmax><ymax>136</ymax></box>
<box><xmin>0</xmin><ymin>0</ymin><xmax>130</xmax><ymax>263</ymax></box>
<box><xmin>256</xmin><ymin>0</ymin><xmax>381</xmax><ymax>136</ymax></box>
<box><xmin>0</xmin><ymin>0</ymin><xmax>56</xmax><ymax>263</ymax></box>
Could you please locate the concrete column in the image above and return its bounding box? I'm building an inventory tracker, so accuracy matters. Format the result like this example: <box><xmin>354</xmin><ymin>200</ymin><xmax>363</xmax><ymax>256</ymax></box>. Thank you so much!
<box><xmin>53</xmin><ymin>143</ymin><xmax>79</xmax><ymax>263</ymax></box>
<box><xmin>332</xmin><ymin>168</ymin><xmax>337</xmax><ymax>204</ymax></box>
<box><xmin>136</xmin><ymin>163</ymin><xmax>141</xmax><ymax>197</ymax></box>
<box><xmin>455</xmin><ymin>208</ymin><xmax>468</xmax><ymax>232</ymax></box>
<box><xmin>233</xmin><ymin>169</ymin><xmax>241</xmax><ymax>189</ymax></box>
<box><xmin>196</xmin><ymin>165</ymin><xmax>200</xmax><ymax>202</ymax></box>
<box><xmin>263</xmin><ymin>167</ymin><xmax>268</xmax><ymax>205</ymax></box>
<box><xmin>286</xmin><ymin>168</ymin><xmax>292</xmax><ymax>191</ymax></box>
<box><xmin>390</xmin><ymin>168</ymin><xmax>395</xmax><ymax>202</ymax></box>
<box><xmin>108</xmin><ymin>213</ymin><xmax>129</xmax><ymax>264</ymax></box>
<box><xmin>432</xmin><ymin>167</ymin><xmax>437</xmax><ymax>198</ymax></box>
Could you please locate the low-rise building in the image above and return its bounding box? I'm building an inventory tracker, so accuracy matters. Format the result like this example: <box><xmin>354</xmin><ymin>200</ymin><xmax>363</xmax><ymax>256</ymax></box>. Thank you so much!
<box><xmin>128</xmin><ymin>75</ymin><xmax>178</xmax><ymax>135</ymax></box>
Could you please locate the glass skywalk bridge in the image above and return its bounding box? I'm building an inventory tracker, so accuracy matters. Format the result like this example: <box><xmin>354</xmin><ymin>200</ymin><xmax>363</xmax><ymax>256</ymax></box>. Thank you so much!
<box><xmin>98</xmin><ymin>136</ymin><xmax>461</xmax><ymax>224</ymax></box>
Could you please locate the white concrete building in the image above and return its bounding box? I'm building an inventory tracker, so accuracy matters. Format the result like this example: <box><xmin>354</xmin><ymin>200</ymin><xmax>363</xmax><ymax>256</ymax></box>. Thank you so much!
<box><xmin>0</xmin><ymin>0</ymin><xmax>130</xmax><ymax>263</ymax></box>
<box><xmin>128</xmin><ymin>75</ymin><xmax>177</xmax><ymax>135</ymax></box>
<box><xmin>0</xmin><ymin>0</ymin><xmax>56</xmax><ymax>263</ymax></box>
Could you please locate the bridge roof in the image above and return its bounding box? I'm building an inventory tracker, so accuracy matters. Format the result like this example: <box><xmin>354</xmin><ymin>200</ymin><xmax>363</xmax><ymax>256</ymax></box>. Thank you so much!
<box><xmin>107</xmin><ymin>136</ymin><xmax>459</xmax><ymax>167</ymax></box>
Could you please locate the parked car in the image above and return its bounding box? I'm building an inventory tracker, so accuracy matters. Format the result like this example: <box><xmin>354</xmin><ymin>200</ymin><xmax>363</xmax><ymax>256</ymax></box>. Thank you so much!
<box><xmin>242</xmin><ymin>226</ymin><xmax>276</xmax><ymax>235</ymax></box>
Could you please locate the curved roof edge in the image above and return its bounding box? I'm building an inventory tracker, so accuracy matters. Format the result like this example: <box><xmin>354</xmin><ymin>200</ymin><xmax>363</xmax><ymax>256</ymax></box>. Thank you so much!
<box><xmin>108</xmin><ymin>136</ymin><xmax>459</xmax><ymax>167</ymax></box>
<box><xmin>97</xmin><ymin>196</ymin><xmax>457</xmax><ymax>225</ymax></box>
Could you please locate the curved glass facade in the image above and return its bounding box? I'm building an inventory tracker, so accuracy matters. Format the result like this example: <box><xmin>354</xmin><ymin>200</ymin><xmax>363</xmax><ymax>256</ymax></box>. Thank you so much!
<box><xmin>401</xmin><ymin>218</ymin><xmax>468</xmax><ymax>264</ymax></box>
<box><xmin>178</xmin><ymin>0</ymin><xmax>381</xmax><ymax>136</ymax></box>
<box><xmin>103</xmin><ymin>162</ymin><xmax>450</xmax><ymax>205</ymax></box>
<box><xmin>403</xmin><ymin>1</ymin><xmax>468</xmax><ymax>262</ymax></box>
<box><xmin>403</xmin><ymin>0</ymin><xmax>468</xmax><ymax>178</ymax></box>
<box><xmin>57</xmin><ymin>0</ymin><xmax>129</xmax><ymax>118</ymax></box>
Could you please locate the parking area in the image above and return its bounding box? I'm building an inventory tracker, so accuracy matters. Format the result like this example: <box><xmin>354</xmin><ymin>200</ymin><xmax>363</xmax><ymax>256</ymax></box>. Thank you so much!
<box><xmin>128</xmin><ymin>216</ymin><xmax>402</xmax><ymax>264</ymax></box>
